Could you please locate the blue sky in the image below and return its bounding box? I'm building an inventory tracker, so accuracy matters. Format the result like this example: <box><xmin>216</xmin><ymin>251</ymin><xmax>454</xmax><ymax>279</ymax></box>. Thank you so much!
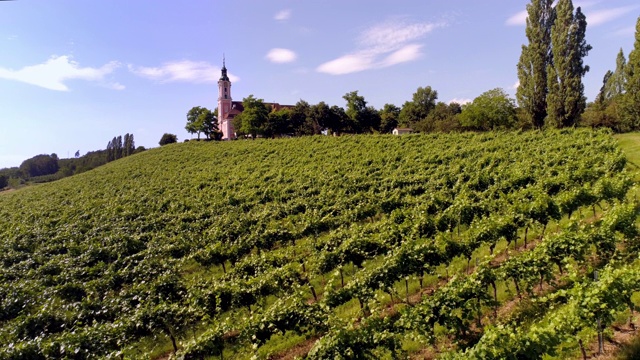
<box><xmin>0</xmin><ymin>0</ymin><xmax>638</xmax><ymax>168</ymax></box>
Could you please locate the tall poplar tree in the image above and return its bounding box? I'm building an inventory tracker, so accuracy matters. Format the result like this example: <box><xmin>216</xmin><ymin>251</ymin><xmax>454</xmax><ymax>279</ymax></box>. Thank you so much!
<box><xmin>604</xmin><ymin>49</ymin><xmax>627</xmax><ymax>99</ymax></box>
<box><xmin>516</xmin><ymin>0</ymin><xmax>555</xmax><ymax>129</ymax></box>
<box><xmin>546</xmin><ymin>0</ymin><xmax>591</xmax><ymax>127</ymax></box>
<box><xmin>621</xmin><ymin>17</ymin><xmax>640</xmax><ymax>130</ymax></box>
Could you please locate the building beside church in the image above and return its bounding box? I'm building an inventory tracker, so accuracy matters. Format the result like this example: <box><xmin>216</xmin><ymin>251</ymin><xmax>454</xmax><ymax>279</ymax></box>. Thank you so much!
<box><xmin>217</xmin><ymin>61</ymin><xmax>294</xmax><ymax>140</ymax></box>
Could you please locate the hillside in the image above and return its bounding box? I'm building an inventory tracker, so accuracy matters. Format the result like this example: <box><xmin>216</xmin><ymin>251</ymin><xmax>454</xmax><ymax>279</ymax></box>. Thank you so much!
<box><xmin>1</xmin><ymin>130</ymin><xmax>639</xmax><ymax>359</ymax></box>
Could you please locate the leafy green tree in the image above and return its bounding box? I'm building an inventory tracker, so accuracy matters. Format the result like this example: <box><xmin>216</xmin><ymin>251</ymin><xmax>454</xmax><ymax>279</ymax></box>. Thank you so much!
<box><xmin>604</xmin><ymin>49</ymin><xmax>627</xmax><ymax>100</ymax></box>
<box><xmin>517</xmin><ymin>0</ymin><xmax>555</xmax><ymax>129</ymax></box>
<box><xmin>379</xmin><ymin>104</ymin><xmax>400</xmax><ymax>133</ymax></box>
<box><xmin>265</xmin><ymin>108</ymin><xmax>292</xmax><ymax>138</ymax></box>
<box><xmin>308</xmin><ymin>102</ymin><xmax>332</xmax><ymax>135</ymax></box>
<box><xmin>546</xmin><ymin>0</ymin><xmax>591</xmax><ymax>127</ymax></box>
<box><xmin>19</xmin><ymin>154</ymin><xmax>59</xmax><ymax>178</ymax></box>
<box><xmin>343</xmin><ymin>91</ymin><xmax>380</xmax><ymax>133</ymax></box>
<box><xmin>159</xmin><ymin>133</ymin><xmax>178</xmax><ymax>146</ymax></box>
<box><xmin>459</xmin><ymin>88</ymin><xmax>517</xmax><ymax>131</ymax></box>
<box><xmin>289</xmin><ymin>100</ymin><xmax>311</xmax><ymax>136</ymax></box>
<box><xmin>622</xmin><ymin>17</ymin><xmax>640</xmax><ymax>130</ymax></box>
<box><xmin>399</xmin><ymin>86</ymin><xmax>438</xmax><ymax>131</ymax></box>
<box><xmin>233</xmin><ymin>95</ymin><xmax>269</xmax><ymax>139</ymax></box>
<box><xmin>343</xmin><ymin>91</ymin><xmax>367</xmax><ymax>133</ymax></box>
<box><xmin>123</xmin><ymin>133</ymin><xmax>135</xmax><ymax>156</ymax></box>
<box><xmin>186</xmin><ymin>107</ymin><xmax>218</xmax><ymax>140</ymax></box>
<box><xmin>428</xmin><ymin>102</ymin><xmax>462</xmax><ymax>132</ymax></box>
<box><xmin>327</xmin><ymin>105</ymin><xmax>348</xmax><ymax>136</ymax></box>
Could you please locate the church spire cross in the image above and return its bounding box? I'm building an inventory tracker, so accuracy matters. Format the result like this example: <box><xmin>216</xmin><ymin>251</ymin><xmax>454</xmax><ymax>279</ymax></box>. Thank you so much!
<box><xmin>219</xmin><ymin>55</ymin><xmax>229</xmax><ymax>81</ymax></box>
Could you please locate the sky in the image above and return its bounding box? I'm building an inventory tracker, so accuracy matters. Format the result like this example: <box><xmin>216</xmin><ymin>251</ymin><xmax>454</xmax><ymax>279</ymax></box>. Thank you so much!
<box><xmin>0</xmin><ymin>0</ymin><xmax>639</xmax><ymax>169</ymax></box>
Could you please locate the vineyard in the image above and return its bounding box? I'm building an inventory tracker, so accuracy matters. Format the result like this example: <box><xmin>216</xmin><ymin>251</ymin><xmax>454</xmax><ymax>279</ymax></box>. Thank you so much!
<box><xmin>1</xmin><ymin>129</ymin><xmax>639</xmax><ymax>359</ymax></box>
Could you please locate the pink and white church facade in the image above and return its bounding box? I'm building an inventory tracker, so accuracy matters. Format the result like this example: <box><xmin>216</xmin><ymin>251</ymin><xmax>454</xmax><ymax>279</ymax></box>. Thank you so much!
<box><xmin>217</xmin><ymin>60</ymin><xmax>236</xmax><ymax>140</ymax></box>
<box><xmin>217</xmin><ymin>61</ymin><xmax>294</xmax><ymax>139</ymax></box>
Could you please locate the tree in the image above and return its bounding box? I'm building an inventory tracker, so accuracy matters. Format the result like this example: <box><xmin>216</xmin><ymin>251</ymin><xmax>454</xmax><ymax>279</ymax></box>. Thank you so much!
<box><xmin>398</xmin><ymin>86</ymin><xmax>438</xmax><ymax>130</ymax></box>
<box><xmin>459</xmin><ymin>88</ymin><xmax>517</xmax><ymax>131</ymax></box>
<box><xmin>186</xmin><ymin>106</ymin><xmax>218</xmax><ymax>140</ymax></box>
<box><xmin>74</xmin><ymin>150</ymin><xmax>80</xmax><ymax>158</ymax></box>
<box><xmin>343</xmin><ymin>91</ymin><xmax>380</xmax><ymax>133</ymax></box>
<box><xmin>289</xmin><ymin>100</ymin><xmax>311</xmax><ymax>136</ymax></box>
<box><xmin>330</xmin><ymin>105</ymin><xmax>348</xmax><ymax>136</ymax></box>
<box><xmin>379</xmin><ymin>104</ymin><xmax>400</xmax><ymax>133</ymax></box>
<box><xmin>19</xmin><ymin>154</ymin><xmax>59</xmax><ymax>178</ymax></box>
<box><xmin>428</xmin><ymin>102</ymin><xmax>462</xmax><ymax>132</ymax></box>
<box><xmin>308</xmin><ymin>102</ymin><xmax>332</xmax><ymax>135</ymax></box>
<box><xmin>233</xmin><ymin>95</ymin><xmax>269</xmax><ymax>139</ymax></box>
<box><xmin>265</xmin><ymin>108</ymin><xmax>292</xmax><ymax>138</ymax></box>
<box><xmin>621</xmin><ymin>17</ymin><xmax>640</xmax><ymax>130</ymax></box>
<box><xmin>604</xmin><ymin>49</ymin><xmax>626</xmax><ymax>100</ymax></box>
<box><xmin>0</xmin><ymin>174</ymin><xmax>7</xmax><ymax>189</ymax></box>
<box><xmin>159</xmin><ymin>133</ymin><xmax>178</xmax><ymax>146</ymax></box>
<box><xmin>517</xmin><ymin>0</ymin><xmax>555</xmax><ymax>129</ymax></box>
<box><xmin>546</xmin><ymin>0</ymin><xmax>591</xmax><ymax>127</ymax></box>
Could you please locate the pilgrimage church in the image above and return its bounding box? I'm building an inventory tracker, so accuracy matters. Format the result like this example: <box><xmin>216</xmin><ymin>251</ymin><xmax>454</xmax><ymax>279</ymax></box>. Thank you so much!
<box><xmin>217</xmin><ymin>60</ymin><xmax>293</xmax><ymax>140</ymax></box>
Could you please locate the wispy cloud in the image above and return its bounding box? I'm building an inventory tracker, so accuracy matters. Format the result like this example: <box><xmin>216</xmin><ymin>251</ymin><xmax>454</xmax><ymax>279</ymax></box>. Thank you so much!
<box><xmin>506</xmin><ymin>3</ymin><xmax>637</xmax><ymax>27</ymax></box>
<box><xmin>128</xmin><ymin>60</ymin><xmax>239</xmax><ymax>83</ymax></box>
<box><xmin>274</xmin><ymin>9</ymin><xmax>292</xmax><ymax>21</ymax></box>
<box><xmin>585</xmin><ymin>5</ymin><xmax>639</xmax><ymax>26</ymax></box>
<box><xmin>265</xmin><ymin>48</ymin><xmax>297</xmax><ymax>63</ymax></box>
<box><xmin>506</xmin><ymin>10</ymin><xmax>527</xmax><ymax>26</ymax></box>
<box><xmin>613</xmin><ymin>25</ymin><xmax>636</xmax><ymax>37</ymax></box>
<box><xmin>0</xmin><ymin>55</ymin><xmax>121</xmax><ymax>91</ymax></box>
<box><xmin>317</xmin><ymin>19</ymin><xmax>444</xmax><ymax>75</ymax></box>
<box><xmin>448</xmin><ymin>98</ymin><xmax>472</xmax><ymax>105</ymax></box>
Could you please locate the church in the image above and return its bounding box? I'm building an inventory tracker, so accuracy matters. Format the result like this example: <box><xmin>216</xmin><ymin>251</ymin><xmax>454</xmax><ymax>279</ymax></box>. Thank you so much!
<box><xmin>217</xmin><ymin>61</ymin><xmax>293</xmax><ymax>140</ymax></box>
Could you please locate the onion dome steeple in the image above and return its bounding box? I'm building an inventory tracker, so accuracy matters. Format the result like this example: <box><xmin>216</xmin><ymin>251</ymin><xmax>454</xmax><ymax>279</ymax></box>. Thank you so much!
<box><xmin>220</xmin><ymin>55</ymin><xmax>230</xmax><ymax>81</ymax></box>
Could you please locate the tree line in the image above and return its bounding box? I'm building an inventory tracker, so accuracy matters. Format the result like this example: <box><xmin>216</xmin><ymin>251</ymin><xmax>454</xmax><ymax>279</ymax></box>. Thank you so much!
<box><xmin>185</xmin><ymin>1</ymin><xmax>640</xmax><ymax>138</ymax></box>
<box><xmin>0</xmin><ymin>133</ymin><xmax>145</xmax><ymax>190</ymax></box>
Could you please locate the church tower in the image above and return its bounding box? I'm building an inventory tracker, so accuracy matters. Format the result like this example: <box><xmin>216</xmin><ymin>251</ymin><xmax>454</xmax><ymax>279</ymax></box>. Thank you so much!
<box><xmin>218</xmin><ymin>57</ymin><xmax>234</xmax><ymax>139</ymax></box>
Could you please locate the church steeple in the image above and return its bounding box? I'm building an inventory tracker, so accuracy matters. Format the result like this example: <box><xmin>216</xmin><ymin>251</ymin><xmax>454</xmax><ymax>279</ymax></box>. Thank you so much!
<box><xmin>220</xmin><ymin>55</ymin><xmax>230</xmax><ymax>81</ymax></box>
<box><xmin>218</xmin><ymin>56</ymin><xmax>234</xmax><ymax>139</ymax></box>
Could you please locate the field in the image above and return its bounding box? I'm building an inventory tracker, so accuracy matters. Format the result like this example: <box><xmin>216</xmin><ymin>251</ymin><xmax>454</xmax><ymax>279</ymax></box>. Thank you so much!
<box><xmin>1</xmin><ymin>129</ymin><xmax>639</xmax><ymax>359</ymax></box>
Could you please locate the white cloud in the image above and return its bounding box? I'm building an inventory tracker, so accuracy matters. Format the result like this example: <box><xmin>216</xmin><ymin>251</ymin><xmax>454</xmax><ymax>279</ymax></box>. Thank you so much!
<box><xmin>506</xmin><ymin>10</ymin><xmax>528</xmax><ymax>26</ymax></box>
<box><xmin>317</xmin><ymin>19</ymin><xmax>444</xmax><ymax>75</ymax></box>
<box><xmin>512</xmin><ymin>80</ymin><xmax>520</xmax><ymax>89</ymax></box>
<box><xmin>274</xmin><ymin>9</ymin><xmax>292</xmax><ymax>21</ymax></box>
<box><xmin>448</xmin><ymin>98</ymin><xmax>472</xmax><ymax>105</ymax></box>
<box><xmin>0</xmin><ymin>55</ymin><xmax>121</xmax><ymax>91</ymax></box>
<box><xmin>613</xmin><ymin>25</ymin><xmax>636</xmax><ymax>37</ymax></box>
<box><xmin>128</xmin><ymin>60</ymin><xmax>239</xmax><ymax>83</ymax></box>
<box><xmin>265</xmin><ymin>48</ymin><xmax>297</xmax><ymax>63</ymax></box>
<box><xmin>585</xmin><ymin>5</ymin><xmax>639</xmax><ymax>26</ymax></box>
<box><xmin>506</xmin><ymin>3</ymin><xmax>637</xmax><ymax>27</ymax></box>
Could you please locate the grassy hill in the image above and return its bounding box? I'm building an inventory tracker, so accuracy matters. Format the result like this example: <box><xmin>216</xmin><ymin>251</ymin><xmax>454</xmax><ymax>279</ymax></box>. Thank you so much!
<box><xmin>1</xmin><ymin>130</ymin><xmax>639</xmax><ymax>359</ymax></box>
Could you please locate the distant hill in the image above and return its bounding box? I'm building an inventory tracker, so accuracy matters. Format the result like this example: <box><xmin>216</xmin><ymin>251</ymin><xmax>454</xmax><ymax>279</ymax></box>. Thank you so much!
<box><xmin>0</xmin><ymin>130</ymin><xmax>638</xmax><ymax>359</ymax></box>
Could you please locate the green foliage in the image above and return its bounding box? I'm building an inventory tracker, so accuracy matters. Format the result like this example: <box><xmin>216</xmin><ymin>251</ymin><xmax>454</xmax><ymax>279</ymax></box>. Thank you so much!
<box><xmin>343</xmin><ymin>91</ymin><xmax>380</xmax><ymax>133</ymax></box>
<box><xmin>233</xmin><ymin>95</ymin><xmax>270</xmax><ymax>139</ymax></box>
<box><xmin>0</xmin><ymin>129</ymin><xmax>633</xmax><ymax>358</ymax></box>
<box><xmin>621</xmin><ymin>17</ymin><xmax>640</xmax><ymax>130</ymax></box>
<box><xmin>0</xmin><ymin>174</ymin><xmax>7</xmax><ymax>189</ymax></box>
<box><xmin>517</xmin><ymin>0</ymin><xmax>554</xmax><ymax>129</ymax></box>
<box><xmin>186</xmin><ymin>106</ymin><xmax>218</xmax><ymax>140</ymax></box>
<box><xmin>459</xmin><ymin>88</ymin><xmax>517</xmax><ymax>131</ymax></box>
<box><xmin>379</xmin><ymin>104</ymin><xmax>400</xmax><ymax>133</ymax></box>
<box><xmin>159</xmin><ymin>133</ymin><xmax>178</xmax><ymax>146</ymax></box>
<box><xmin>546</xmin><ymin>0</ymin><xmax>591</xmax><ymax>128</ymax></box>
<box><xmin>399</xmin><ymin>86</ymin><xmax>438</xmax><ymax>130</ymax></box>
<box><xmin>19</xmin><ymin>154</ymin><xmax>59</xmax><ymax>177</ymax></box>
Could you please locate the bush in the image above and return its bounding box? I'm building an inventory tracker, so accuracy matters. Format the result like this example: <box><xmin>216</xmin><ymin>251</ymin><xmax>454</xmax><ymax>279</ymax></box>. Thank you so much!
<box><xmin>0</xmin><ymin>174</ymin><xmax>7</xmax><ymax>189</ymax></box>
<box><xmin>159</xmin><ymin>133</ymin><xmax>178</xmax><ymax>146</ymax></box>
